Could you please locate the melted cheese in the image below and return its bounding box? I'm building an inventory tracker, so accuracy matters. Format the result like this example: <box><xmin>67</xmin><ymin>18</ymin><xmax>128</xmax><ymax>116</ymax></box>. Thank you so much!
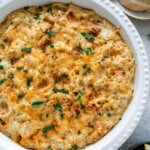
<box><xmin>0</xmin><ymin>3</ymin><xmax>135</xmax><ymax>150</ymax></box>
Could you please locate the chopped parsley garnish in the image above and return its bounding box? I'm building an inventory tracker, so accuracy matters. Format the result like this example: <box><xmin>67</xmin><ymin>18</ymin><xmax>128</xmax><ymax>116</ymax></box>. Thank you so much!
<box><xmin>55</xmin><ymin>73</ymin><xmax>68</xmax><ymax>83</ymax></box>
<box><xmin>77</xmin><ymin>95</ymin><xmax>81</xmax><ymax>100</ymax></box>
<box><xmin>76</xmin><ymin>43</ymin><xmax>93</xmax><ymax>55</ymax></box>
<box><xmin>76</xmin><ymin>42</ymin><xmax>84</xmax><ymax>51</ymax></box>
<box><xmin>80</xmin><ymin>102</ymin><xmax>86</xmax><ymax>109</ymax></box>
<box><xmin>33</xmin><ymin>16</ymin><xmax>41</xmax><ymax>20</ymax></box>
<box><xmin>66</xmin><ymin>39</ymin><xmax>70</xmax><ymax>42</ymax></box>
<box><xmin>53</xmin><ymin>88</ymin><xmax>69</xmax><ymax>94</ymax></box>
<box><xmin>22</xmin><ymin>47</ymin><xmax>32</xmax><ymax>53</ymax></box>
<box><xmin>41</xmin><ymin>78</ymin><xmax>46</xmax><ymax>83</ymax></box>
<box><xmin>75</xmin><ymin>115</ymin><xmax>79</xmax><ymax>118</ymax></box>
<box><xmin>83</xmin><ymin>64</ymin><xmax>87</xmax><ymax>69</ymax></box>
<box><xmin>97</xmin><ymin>20</ymin><xmax>101</xmax><ymax>23</ymax></box>
<box><xmin>18</xmin><ymin>94</ymin><xmax>24</xmax><ymax>99</ymax></box>
<box><xmin>3</xmin><ymin>38</ymin><xmax>7</xmax><ymax>43</ymax></box>
<box><xmin>80</xmin><ymin>32</ymin><xmax>94</xmax><ymax>40</ymax></box>
<box><xmin>24</xmin><ymin>70</ymin><xmax>28</xmax><ymax>73</ymax></box>
<box><xmin>0</xmin><ymin>78</ymin><xmax>7</xmax><ymax>84</ymax></box>
<box><xmin>17</xmin><ymin>67</ymin><xmax>22</xmax><ymax>70</ymax></box>
<box><xmin>10</xmin><ymin>57</ymin><xmax>14</xmax><ymax>65</ymax></box>
<box><xmin>47</xmin><ymin>5</ymin><xmax>53</xmax><ymax>16</ymax></box>
<box><xmin>45</xmin><ymin>30</ymin><xmax>55</xmax><ymax>36</ymax></box>
<box><xmin>26</xmin><ymin>78</ymin><xmax>33</xmax><ymax>89</ymax></box>
<box><xmin>83</xmin><ymin>64</ymin><xmax>91</xmax><ymax>75</ymax></box>
<box><xmin>128</xmin><ymin>68</ymin><xmax>131</xmax><ymax>71</ymax></box>
<box><xmin>42</xmin><ymin>47</ymin><xmax>46</xmax><ymax>52</ymax></box>
<box><xmin>8</xmin><ymin>73</ymin><xmax>14</xmax><ymax>79</ymax></box>
<box><xmin>53</xmin><ymin>103</ymin><xmax>63</xmax><ymax>110</ymax></box>
<box><xmin>51</xmin><ymin>56</ymin><xmax>58</xmax><ymax>60</ymax></box>
<box><xmin>43</xmin><ymin>125</ymin><xmax>53</xmax><ymax>134</ymax></box>
<box><xmin>1</xmin><ymin>44</ymin><xmax>5</xmax><ymax>49</ymax></box>
<box><xmin>104</xmin><ymin>41</ymin><xmax>107</xmax><ymax>44</ymax></box>
<box><xmin>48</xmin><ymin>146</ymin><xmax>53</xmax><ymax>150</ymax></box>
<box><xmin>89</xmin><ymin>125</ymin><xmax>94</xmax><ymax>128</ymax></box>
<box><xmin>78</xmin><ymin>130</ymin><xmax>81</xmax><ymax>135</ymax></box>
<box><xmin>0</xmin><ymin>59</ymin><xmax>2</xmax><ymax>63</ymax></box>
<box><xmin>0</xmin><ymin>65</ymin><xmax>3</xmax><ymax>70</ymax></box>
<box><xmin>53</xmin><ymin>103</ymin><xmax>63</xmax><ymax>119</ymax></box>
<box><xmin>98</xmin><ymin>62</ymin><xmax>101</xmax><ymax>65</ymax></box>
<box><xmin>74</xmin><ymin>92</ymin><xmax>78</xmax><ymax>96</ymax></box>
<box><xmin>50</xmin><ymin>44</ymin><xmax>54</xmax><ymax>48</ymax></box>
<box><xmin>24</xmin><ymin>6</ymin><xmax>29</xmax><ymax>10</ymax></box>
<box><xmin>98</xmin><ymin>113</ymin><xmax>102</xmax><ymax>116</ymax></box>
<box><xmin>107</xmin><ymin>113</ymin><xmax>112</xmax><ymax>117</ymax></box>
<box><xmin>32</xmin><ymin>101</ymin><xmax>44</xmax><ymax>108</ymax></box>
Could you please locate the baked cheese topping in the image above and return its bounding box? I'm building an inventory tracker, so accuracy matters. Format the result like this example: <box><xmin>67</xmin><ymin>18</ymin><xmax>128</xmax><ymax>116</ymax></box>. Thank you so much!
<box><xmin>0</xmin><ymin>3</ymin><xmax>135</xmax><ymax>150</ymax></box>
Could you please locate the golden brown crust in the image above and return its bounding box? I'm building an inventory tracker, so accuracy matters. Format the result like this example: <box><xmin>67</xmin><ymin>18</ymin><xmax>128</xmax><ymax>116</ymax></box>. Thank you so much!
<box><xmin>0</xmin><ymin>3</ymin><xmax>135</xmax><ymax>150</ymax></box>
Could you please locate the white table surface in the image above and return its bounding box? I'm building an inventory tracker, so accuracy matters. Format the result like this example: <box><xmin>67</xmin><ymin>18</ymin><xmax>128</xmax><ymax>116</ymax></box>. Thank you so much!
<box><xmin>0</xmin><ymin>1</ymin><xmax>150</xmax><ymax>150</ymax></box>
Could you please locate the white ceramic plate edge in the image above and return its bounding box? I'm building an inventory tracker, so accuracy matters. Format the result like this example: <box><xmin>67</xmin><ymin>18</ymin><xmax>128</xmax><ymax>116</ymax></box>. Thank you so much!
<box><xmin>0</xmin><ymin>0</ymin><xmax>149</xmax><ymax>150</ymax></box>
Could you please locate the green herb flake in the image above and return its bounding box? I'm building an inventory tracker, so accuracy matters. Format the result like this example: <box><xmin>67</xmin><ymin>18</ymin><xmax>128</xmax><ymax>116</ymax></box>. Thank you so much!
<box><xmin>98</xmin><ymin>62</ymin><xmax>101</xmax><ymax>65</ymax></box>
<box><xmin>55</xmin><ymin>76</ymin><xmax>61</xmax><ymax>83</ymax></box>
<box><xmin>0</xmin><ymin>78</ymin><xmax>7</xmax><ymax>84</ymax></box>
<box><xmin>51</xmin><ymin>56</ymin><xmax>58</xmax><ymax>60</ymax></box>
<box><xmin>89</xmin><ymin>125</ymin><xmax>94</xmax><ymax>128</ymax></box>
<box><xmin>55</xmin><ymin>73</ymin><xmax>68</xmax><ymax>83</ymax></box>
<box><xmin>50</xmin><ymin>44</ymin><xmax>54</xmax><ymax>48</ymax></box>
<box><xmin>1</xmin><ymin>44</ymin><xmax>5</xmax><ymax>49</ymax></box>
<box><xmin>43</xmin><ymin>125</ymin><xmax>53</xmax><ymax>134</ymax></box>
<box><xmin>18</xmin><ymin>94</ymin><xmax>24</xmax><ymax>99</ymax></box>
<box><xmin>8</xmin><ymin>73</ymin><xmax>14</xmax><ymax>79</ymax></box>
<box><xmin>3</xmin><ymin>38</ymin><xmax>7</xmax><ymax>43</ymax></box>
<box><xmin>53</xmin><ymin>103</ymin><xmax>63</xmax><ymax>110</ymax></box>
<box><xmin>45</xmin><ymin>31</ymin><xmax>55</xmax><ymax>36</ymax></box>
<box><xmin>17</xmin><ymin>67</ymin><xmax>22</xmax><ymax>70</ymax></box>
<box><xmin>26</xmin><ymin>78</ymin><xmax>33</xmax><ymax>89</ymax></box>
<box><xmin>80</xmin><ymin>32</ymin><xmax>94</xmax><ymax>40</ymax></box>
<box><xmin>47</xmin><ymin>5</ymin><xmax>53</xmax><ymax>16</ymax></box>
<box><xmin>24</xmin><ymin>6</ymin><xmax>29</xmax><ymax>10</ymax></box>
<box><xmin>41</xmin><ymin>78</ymin><xmax>46</xmax><ymax>83</ymax></box>
<box><xmin>0</xmin><ymin>65</ymin><xmax>4</xmax><ymax>70</ymax></box>
<box><xmin>24</xmin><ymin>70</ymin><xmax>28</xmax><ymax>73</ymax></box>
<box><xmin>78</xmin><ymin>130</ymin><xmax>81</xmax><ymax>135</ymax></box>
<box><xmin>104</xmin><ymin>41</ymin><xmax>107</xmax><ymax>44</ymax></box>
<box><xmin>32</xmin><ymin>101</ymin><xmax>44</xmax><ymax>108</ymax></box>
<box><xmin>42</xmin><ymin>47</ymin><xmax>46</xmax><ymax>52</ymax></box>
<box><xmin>75</xmin><ymin>115</ymin><xmax>79</xmax><ymax>118</ymax></box>
<box><xmin>97</xmin><ymin>20</ymin><xmax>101</xmax><ymax>23</ymax></box>
<box><xmin>74</xmin><ymin>92</ymin><xmax>78</xmax><ymax>96</ymax></box>
<box><xmin>98</xmin><ymin>113</ymin><xmax>102</xmax><ymax>116</ymax></box>
<box><xmin>10</xmin><ymin>57</ymin><xmax>14</xmax><ymax>65</ymax></box>
<box><xmin>53</xmin><ymin>88</ymin><xmax>69</xmax><ymax>94</ymax></box>
<box><xmin>0</xmin><ymin>59</ymin><xmax>2</xmax><ymax>63</ymax></box>
<box><xmin>83</xmin><ymin>64</ymin><xmax>87</xmax><ymax>69</ymax></box>
<box><xmin>33</xmin><ymin>16</ymin><xmax>41</xmax><ymax>20</ymax></box>
<box><xmin>107</xmin><ymin>113</ymin><xmax>112</xmax><ymax>117</ymax></box>
<box><xmin>47</xmin><ymin>146</ymin><xmax>53</xmax><ymax>150</ymax></box>
<box><xmin>22</xmin><ymin>47</ymin><xmax>32</xmax><ymax>53</ymax></box>
<box><xmin>128</xmin><ymin>68</ymin><xmax>131</xmax><ymax>71</ymax></box>
<box><xmin>77</xmin><ymin>95</ymin><xmax>81</xmax><ymax>100</ymax></box>
<box><xmin>80</xmin><ymin>102</ymin><xmax>86</xmax><ymax>109</ymax></box>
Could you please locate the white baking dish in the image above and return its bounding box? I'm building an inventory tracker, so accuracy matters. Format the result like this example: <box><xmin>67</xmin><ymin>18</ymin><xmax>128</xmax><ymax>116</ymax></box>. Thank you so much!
<box><xmin>0</xmin><ymin>0</ymin><xmax>149</xmax><ymax>150</ymax></box>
